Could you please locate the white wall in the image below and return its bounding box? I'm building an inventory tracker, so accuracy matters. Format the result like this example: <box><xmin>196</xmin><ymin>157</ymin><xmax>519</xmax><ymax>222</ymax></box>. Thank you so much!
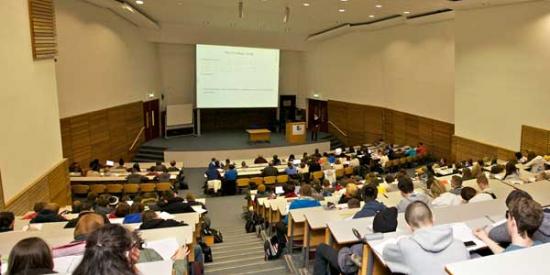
<box><xmin>158</xmin><ymin>43</ymin><xmax>307</xmax><ymax>109</ymax></box>
<box><xmin>55</xmin><ymin>0</ymin><xmax>162</xmax><ymax>118</ymax></box>
<box><xmin>455</xmin><ymin>1</ymin><xmax>550</xmax><ymax>150</ymax></box>
<box><xmin>0</xmin><ymin>1</ymin><xmax>63</xmax><ymax>202</ymax></box>
<box><xmin>304</xmin><ymin>20</ymin><xmax>455</xmax><ymax>123</ymax></box>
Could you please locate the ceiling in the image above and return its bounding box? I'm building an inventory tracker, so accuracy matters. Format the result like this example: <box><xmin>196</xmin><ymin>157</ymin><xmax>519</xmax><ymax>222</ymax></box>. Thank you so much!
<box><xmin>132</xmin><ymin>0</ymin><xmax>535</xmax><ymax>35</ymax></box>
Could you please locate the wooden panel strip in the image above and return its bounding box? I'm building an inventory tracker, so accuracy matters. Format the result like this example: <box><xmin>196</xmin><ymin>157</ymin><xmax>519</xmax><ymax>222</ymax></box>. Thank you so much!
<box><xmin>28</xmin><ymin>0</ymin><xmax>57</xmax><ymax>60</ymax></box>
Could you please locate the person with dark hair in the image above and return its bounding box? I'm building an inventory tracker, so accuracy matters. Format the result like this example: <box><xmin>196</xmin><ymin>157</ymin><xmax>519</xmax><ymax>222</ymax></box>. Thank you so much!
<box><xmin>72</xmin><ymin>200</ymin><xmax>83</xmax><ymax>214</ymax></box>
<box><xmin>272</xmin><ymin>154</ymin><xmax>281</xmax><ymax>166</ymax></box>
<box><xmin>284</xmin><ymin>162</ymin><xmax>298</xmax><ymax>178</ymax></box>
<box><xmin>72</xmin><ymin>224</ymin><xmax>189</xmax><ymax>275</ymax></box>
<box><xmin>283</xmin><ymin>183</ymin><xmax>298</xmax><ymax>198</ymax></box>
<box><xmin>69</xmin><ymin>162</ymin><xmax>83</xmax><ymax>174</ymax></box>
<box><xmin>65</xmin><ymin>201</ymin><xmax>109</xmax><ymax>229</ymax></box>
<box><xmin>347</xmin><ymin>198</ymin><xmax>361</xmax><ymax>209</ymax></box>
<box><xmin>204</xmin><ymin>162</ymin><xmax>221</xmax><ymax>180</ymax></box>
<box><xmin>353</xmin><ymin>184</ymin><xmax>386</xmax><ymax>218</ymax></box>
<box><xmin>396</xmin><ymin>177</ymin><xmax>431</xmax><ymax>212</ymax></box>
<box><xmin>167</xmin><ymin>160</ymin><xmax>180</xmax><ymax>172</ymax></box>
<box><xmin>502</xmin><ymin>160</ymin><xmax>522</xmax><ymax>183</ymax></box>
<box><xmin>87</xmin><ymin>159</ymin><xmax>101</xmax><ymax>176</ymax></box>
<box><xmin>139</xmin><ymin>210</ymin><xmax>187</xmax><ymax>230</ymax></box>
<box><xmin>449</xmin><ymin>175</ymin><xmax>463</xmax><ymax>195</ymax></box>
<box><xmin>123</xmin><ymin>203</ymin><xmax>145</xmax><ymax>224</ymax></box>
<box><xmin>127</xmin><ymin>165</ymin><xmax>149</xmax><ymax>183</ymax></box>
<box><xmin>94</xmin><ymin>194</ymin><xmax>112</xmax><ymax>216</ymax></box>
<box><xmin>460</xmin><ymin>187</ymin><xmax>477</xmax><ymax>203</ymax></box>
<box><xmin>383</xmin><ymin>201</ymin><xmax>469</xmax><ymax>274</ymax></box>
<box><xmin>223</xmin><ymin>164</ymin><xmax>238</xmax><ymax>195</ymax></box>
<box><xmin>475</xmin><ymin>197</ymin><xmax>544</xmax><ymax>253</ymax></box>
<box><xmin>185</xmin><ymin>192</ymin><xmax>207</xmax><ymax>210</ymax></box>
<box><xmin>283</xmin><ymin>184</ymin><xmax>321</xmax><ymax>224</ymax></box>
<box><xmin>153</xmin><ymin>161</ymin><xmax>167</xmax><ymax>172</ymax></box>
<box><xmin>416</xmin><ymin>142</ymin><xmax>428</xmax><ymax>156</ymax></box>
<box><xmin>22</xmin><ymin>202</ymin><xmax>48</xmax><ymax>220</ymax></box>
<box><xmin>109</xmin><ymin>202</ymin><xmax>130</xmax><ymax>218</ymax></box>
<box><xmin>469</xmin><ymin>174</ymin><xmax>496</xmax><ymax>202</ymax></box>
<box><xmin>116</xmin><ymin>158</ymin><xmax>126</xmax><ymax>169</ymax></box>
<box><xmin>0</xmin><ymin>211</ymin><xmax>15</xmax><ymax>232</ymax></box>
<box><xmin>254</xmin><ymin>155</ymin><xmax>268</xmax><ymax>164</ymax></box>
<box><xmin>488</xmin><ymin>190</ymin><xmax>550</xmax><ymax>243</ymax></box>
<box><xmin>309</xmin><ymin>157</ymin><xmax>321</xmax><ymax>173</ymax></box>
<box><xmin>30</xmin><ymin>203</ymin><xmax>67</xmax><ymax>224</ymax></box>
<box><xmin>261</xmin><ymin>161</ymin><xmax>279</xmax><ymax>177</ymax></box>
<box><xmin>158</xmin><ymin>190</ymin><xmax>195</xmax><ymax>214</ymax></box>
<box><xmin>7</xmin><ymin>237</ymin><xmax>54</xmax><ymax>275</ymax></box>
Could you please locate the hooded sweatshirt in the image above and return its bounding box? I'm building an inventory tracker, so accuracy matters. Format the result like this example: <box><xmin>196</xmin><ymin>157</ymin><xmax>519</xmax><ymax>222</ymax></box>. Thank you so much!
<box><xmin>383</xmin><ymin>225</ymin><xmax>469</xmax><ymax>275</ymax></box>
<box><xmin>489</xmin><ymin>209</ymin><xmax>550</xmax><ymax>243</ymax></box>
<box><xmin>396</xmin><ymin>192</ymin><xmax>432</xmax><ymax>213</ymax></box>
<box><xmin>353</xmin><ymin>200</ymin><xmax>386</xmax><ymax>219</ymax></box>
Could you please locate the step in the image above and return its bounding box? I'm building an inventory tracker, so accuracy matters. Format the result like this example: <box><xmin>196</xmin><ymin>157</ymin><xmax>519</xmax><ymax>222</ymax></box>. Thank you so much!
<box><xmin>205</xmin><ymin>254</ymin><xmax>265</xmax><ymax>267</ymax></box>
<box><xmin>134</xmin><ymin>152</ymin><xmax>165</xmax><ymax>159</ymax></box>
<box><xmin>211</xmin><ymin>240</ymin><xmax>262</xmax><ymax>250</ymax></box>
<box><xmin>140</xmin><ymin>145</ymin><xmax>167</xmax><ymax>150</ymax></box>
<box><xmin>222</xmin><ymin>234</ymin><xmax>260</xmax><ymax>242</ymax></box>
<box><xmin>215</xmin><ymin>249</ymin><xmax>266</xmax><ymax>260</ymax></box>
<box><xmin>205</xmin><ymin>258</ymin><xmax>285</xmax><ymax>273</ymax></box>
<box><xmin>207</xmin><ymin>265</ymin><xmax>288</xmax><ymax>275</ymax></box>
<box><xmin>137</xmin><ymin>149</ymin><xmax>165</xmax><ymax>155</ymax></box>
<box><xmin>212</xmin><ymin>246</ymin><xmax>265</xmax><ymax>256</ymax></box>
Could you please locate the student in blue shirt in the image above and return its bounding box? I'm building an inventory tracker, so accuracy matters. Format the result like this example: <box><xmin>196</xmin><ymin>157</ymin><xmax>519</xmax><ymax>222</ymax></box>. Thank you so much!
<box><xmin>353</xmin><ymin>184</ymin><xmax>386</xmax><ymax>219</ymax></box>
<box><xmin>283</xmin><ymin>184</ymin><xmax>321</xmax><ymax>224</ymax></box>
<box><xmin>222</xmin><ymin>164</ymin><xmax>238</xmax><ymax>195</ymax></box>
<box><xmin>284</xmin><ymin>162</ymin><xmax>298</xmax><ymax>178</ymax></box>
<box><xmin>474</xmin><ymin>197</ymin><xmax>543</xmax><ymax>253</ymax></box>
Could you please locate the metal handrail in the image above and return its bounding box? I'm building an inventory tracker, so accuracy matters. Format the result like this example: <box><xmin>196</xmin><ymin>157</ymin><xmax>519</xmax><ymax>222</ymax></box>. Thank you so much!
<box><xmin>129</xmin><ymin>127</ymin><xmax>145</xmax><ymax>152</ymax></box>
<box><xmin>328</xmin><ymin>121</ymin><xmax>348</xmax><ymax>137</ymax></box>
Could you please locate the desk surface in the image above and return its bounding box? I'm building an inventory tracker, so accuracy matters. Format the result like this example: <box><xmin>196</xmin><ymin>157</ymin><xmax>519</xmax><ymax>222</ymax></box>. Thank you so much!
<box><xmin>289</xmin><ymin>207</ymin><xmax>323</xmax><ymax>223</ymax></box>
<box><xmin>446</xmin><ymin>242</ymin><xmax>550</xmax><ymax>275</ymax></box>
<box><xmin>305</xmin><ymin>208</ymin><xmax>360</xmax><ymax>230</ymax></box>
<box><xmin>246</xmin><ymin>129</ymin><xmax>271</xmax><ymax>134</ymax></box>
<box><xmin>512</xmin><ymin>180</ymin><xmax>550</xmax><ymax>206</ymax></box>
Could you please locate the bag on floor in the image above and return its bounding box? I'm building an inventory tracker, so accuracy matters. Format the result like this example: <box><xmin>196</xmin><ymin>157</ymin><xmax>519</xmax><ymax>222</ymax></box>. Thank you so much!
<box><xmin>264</xmin><ymin>234</ymin><xmax>285</xmax><ymax>260</ymax></box>
<box><xmin>199</xmin><ymin>241</ymin><xmax>213</xmax><ymax>263</ymax></box>
<box><xmin>245</xmin><ymin>218</ymin><xmax>256</xmax><ymax>233</ymax></box>
<box><xmin>210</xmin><ymin>228</ymin><xmax>224</xmax><ymax>243</ymax></box>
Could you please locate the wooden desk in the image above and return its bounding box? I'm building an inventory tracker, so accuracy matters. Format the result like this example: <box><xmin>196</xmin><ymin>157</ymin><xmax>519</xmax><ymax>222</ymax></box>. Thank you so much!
<box><xmin>287</xmin><ymin>207</ymin><xmax>322</xmax><ymax>254</ymax></box>
<box><xmin>511</xmin><ymin>180</ymin><xmax>550</xmax><ymax>206</ymax></box>
<box><xmin>246</xmin><ymin>129</ymin><xmax>271</xmax><ymax>143</ymax></box>
<box><xmin>446</xmin><ymin>242</ymin><xmax>550</xmax><ymax>275</ymax></box>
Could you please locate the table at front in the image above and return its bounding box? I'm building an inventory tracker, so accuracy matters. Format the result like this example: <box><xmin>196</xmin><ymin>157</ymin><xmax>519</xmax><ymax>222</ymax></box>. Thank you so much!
<box><xmin>246</xmin><ymin>129</ymin><xmax>271</xmax><ymax>143</ymax></box>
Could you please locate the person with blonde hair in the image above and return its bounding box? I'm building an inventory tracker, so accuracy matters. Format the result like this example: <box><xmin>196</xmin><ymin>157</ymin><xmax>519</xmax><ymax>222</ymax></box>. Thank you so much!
<box><xmin>338</xmin><ymin>183</ymin><xmax>359</xmax><ymax>204</ymax></box>
<box><xmin>430</xmin><ymin>179</ymin><xmax>461</xmax><ymax>207</ymax></box>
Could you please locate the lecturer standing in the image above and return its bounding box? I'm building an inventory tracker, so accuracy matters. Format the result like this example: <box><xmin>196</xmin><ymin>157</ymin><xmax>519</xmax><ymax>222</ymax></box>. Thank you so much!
<box><xmin>311</xmin><ymin>114</ymin><xmax>320</xmax><ymax>141</ymax></box>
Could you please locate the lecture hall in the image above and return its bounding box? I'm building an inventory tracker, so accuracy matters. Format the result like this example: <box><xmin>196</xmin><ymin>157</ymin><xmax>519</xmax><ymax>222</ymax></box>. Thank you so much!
<box><xmin>1</xmin><ymin>0</ymin><xmax>550</xmax><ymax>274</ymax></box>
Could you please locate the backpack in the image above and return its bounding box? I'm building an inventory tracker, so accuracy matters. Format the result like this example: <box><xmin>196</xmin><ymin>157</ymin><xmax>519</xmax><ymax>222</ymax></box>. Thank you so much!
<box><xmin>264</xmin><ymin>223</ymin><xmax>287</xmax><ymax>260</ymax></box>
<box><xmin>199</xmin><ymin>241</ymin><xmax>213</xmax><ymax>263</ymax></box>
<box><xmin>210</xmin><ymin>228</ymin><xmax>224</xmax><ymax>243</ymax></box>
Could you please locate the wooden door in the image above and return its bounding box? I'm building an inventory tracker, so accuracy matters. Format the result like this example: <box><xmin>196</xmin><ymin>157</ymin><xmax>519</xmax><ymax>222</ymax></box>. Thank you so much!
<box><xmin>308</xmin><ymin>99</ymin><xmax>328</xmax><ymax>132</ymax></box>
<box><xmin>143</xmin><ymin>99</ymin><xmax>160</xmax><ymax>141</ymax></box>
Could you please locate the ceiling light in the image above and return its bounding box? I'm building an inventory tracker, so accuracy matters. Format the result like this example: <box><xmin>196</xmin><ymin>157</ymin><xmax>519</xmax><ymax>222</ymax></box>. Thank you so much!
<box><xmin>375</xmin><ymin>4</ymin><xmax>383</xmax><ymax>8</ymax></box>
<box><xmin>369</xmin><ymin>14</ymin><xmax>375</xmax><ymax>18</ymax></box>
<box><xmin>340</xmin><ymin>0</ymin><xmax>349</xmax><ymax>2</ymax></box>
<box><xmin>121</xmin><ymin>3</ymin><xmax>135</xmax><ymax>12</ymax></box>
<box><xmin>303</xmin><ymin>3</ymin><xmax>310</xmax><ymax>6</ymax></box>
<box><xmin>283</xmin><ymin>6</ymin><xmax>290</xmax><ymax>23</ymax></box>
<box><xmin>135</xmin><ymin>0</ymin><xmax>144</xmax><ymax>5</ymax></box>
<box><xmin>338</xmin><ymin>8</ymin><xmax>346</xmax><ymax>12</ymax></box>
<box><xmin>238</xmin><ymin>1</ymin><xmax>244</xmax><ymax>18</ymax></box>
<box><xmin>403</xmin><ymin>11</ymin><xmax>411</xmax><ymax>14</ymax></box>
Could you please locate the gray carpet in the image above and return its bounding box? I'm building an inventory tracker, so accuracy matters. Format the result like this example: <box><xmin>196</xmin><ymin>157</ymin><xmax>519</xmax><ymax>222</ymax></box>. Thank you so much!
<box><xmin>144</xmin><ymin>130</ymin><xmax>330</xmax><ymax>151</ymax></box>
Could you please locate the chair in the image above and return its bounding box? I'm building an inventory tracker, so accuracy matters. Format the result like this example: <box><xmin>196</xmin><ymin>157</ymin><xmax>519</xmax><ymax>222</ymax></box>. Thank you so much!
<box><xmin>250</xmin><ymin>177</ymin><xmax>264</xmax><ymax>187</ymax></box>
<box><xmin>71</xmin><ymin>185</ymin><xmax>89</xmax><ymax>197</ymax></box>
<box><xmin>123</xmin><ymin>184</ymin><xmax>139</xmax><ymax>196</ymax></box>
<box><xmin>236</xmin><ymin>178</ymin><xmax>250</xmax><ymax>193</ymax></box>
<box><xmin>311</xmin><ymin>171</ymin><xmax>324</xmax><ymax>180</ymax></box>
<box><xmin>263</xmin><ymin>176</ymin><xmax>276</xmax><ymax>186</ymax></box>
<box><xmin>140</xmin><ymin>183</ymin><xmax>156</xmax><ymax>193</ymax></box>
<box><xmin>344</xmin><ymin>166</ymin><xmax>354</xmax><ymax>176</ymax></box>
<box><xmin>106</xmin><ymin>184</ymin><xmax>123</xmax><ymax>194</ymax></box>
<box><xmin>156</xmin><ymin>182</ymin><xmax>173</xmax><ymax>192</ymax></box>
<box><xmin>276</xmin><ymin>174</ymin><xmax>288</xmax><ymax>184</ymax></box>
<box><xmin>335</xmin><ymin>168</ymin><xmax>345</xmax><ymax>178</ymax></box>
<box><xmin>89</xmin><ymin>184</ymin><xmax>106</xmax><ymax>194</ymax></box>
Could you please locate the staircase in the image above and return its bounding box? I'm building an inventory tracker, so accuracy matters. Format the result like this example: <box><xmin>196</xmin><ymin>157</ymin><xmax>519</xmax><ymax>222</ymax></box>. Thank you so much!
<box><xmin>205</xmin><ymin>227</ymin><xmax>290</xmax><ymax>275</ymax></box>
<box><xmin>322</xmin><ymin>133</ymin><xmax>345</xmax><ymax>150</ymax></box>
<box><xmin>132</xmin><ymin>145</ymin><xmax>165</xmax><ymax>162</ymax></box>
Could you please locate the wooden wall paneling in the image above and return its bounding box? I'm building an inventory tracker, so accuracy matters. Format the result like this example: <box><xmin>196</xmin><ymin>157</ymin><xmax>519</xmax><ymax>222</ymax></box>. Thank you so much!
<box><xmin>432</xmin><ymin>121</ymin><xmax>453</xmax><ymax>160</ymax></box>
<box><xmin>28</xmin><ymin>0</ymin><xmax>57</xmax><ymax>60</ymax></box>
<box><xmin>404</xmin><ymin>113</ymin><xmax>420</xmax><ymax>147</ymax></box>
<box><xmin>363</xmin><ymin>106</ymin><xmax>384</xmax><ymax>143</ymax></box>
<box><xmin>0</xmin><ymin>171</ymin><xmax>4</xmax><ymax>209</ymax></box>
<box><xmin>383</xmin><ymin>109</ymin><xmax>394</xmax><ymax>144</ymax></box>
<box><xmin>345</xmin><ymin>103</ymin><xmax>366</xmax><ymax>146</ymax></box>
<box><xmin>521</xmin><ymin>125</ymin><xmax>549</xmax><ymax>155</ymax></box>
<box><xmin>391</xmin><ymin>111</ymin><xmax>407</xmax><ymax>146</ymax></box>
<box><xmin>327</xmin><ymin>101</ymin><xmax>349</xmax><ymax>145</ymax></box>
<box><xmin>452</xmin><ymin>136</ymin><xmax>515</xmax><ymax>162</ymax></box>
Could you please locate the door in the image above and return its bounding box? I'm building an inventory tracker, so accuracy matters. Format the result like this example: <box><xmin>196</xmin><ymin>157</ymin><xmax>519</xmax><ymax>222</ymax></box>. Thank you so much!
<box><xmin>143</xmin><ymin>99</ymin><xmax>160</xmax><ymax>141</ymax></box>
<box><xmin>308</xmin><ymin>98</ymin><xmax>328</xmax><ymax>132</ymax></box>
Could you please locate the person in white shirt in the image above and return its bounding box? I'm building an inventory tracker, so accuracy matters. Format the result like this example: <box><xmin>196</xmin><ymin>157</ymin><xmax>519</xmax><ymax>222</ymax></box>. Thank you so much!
<box><xmin>523</xmin><ymin>153</ymin><xmax>545</xmax><ymax>174</ymax></box>
<box><xmin>469</xmin><ymin>174</ymin><xmax>496</xmax><ymax>203</ymax></box>
<box><xmin>349</xmin><ymin>157</ymin><xmax>360</xmax><ymax>167</ymax></box>
<box><xmin>429</xmin><ymin>178</ymin><xmax>462</xmax><ymax>207</ymax></box>
<box><xmin>379</xmin><ymin>150</ymin><xmax>389</xmax><ymax>167</ymax></box>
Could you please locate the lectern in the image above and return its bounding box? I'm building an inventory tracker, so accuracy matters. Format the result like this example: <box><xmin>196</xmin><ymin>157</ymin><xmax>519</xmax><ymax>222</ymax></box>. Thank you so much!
<box><xmin>286</xmin><ymin>122</ymin><xmax>307</xmax><ymax>144</ymax></box>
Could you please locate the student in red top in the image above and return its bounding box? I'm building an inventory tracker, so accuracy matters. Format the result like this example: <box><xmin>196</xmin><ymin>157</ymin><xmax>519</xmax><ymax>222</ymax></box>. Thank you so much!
<box><xmin>416</xmin><ymin>142</ymin><xmax>428</xmax><ymax>156</ymax></box>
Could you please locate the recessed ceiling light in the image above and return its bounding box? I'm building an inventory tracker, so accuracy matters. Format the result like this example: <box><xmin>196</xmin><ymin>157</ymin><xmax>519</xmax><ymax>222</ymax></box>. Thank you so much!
<box><xmin>369</xmin><ymin>14</ymin><xmax>375</xmax><ymax>18</ymax></box>
<box><xmin>135</xmin><ymin>0</ymin><xmax>144</xmax><ymax>5</ymax></box>
<box><xmin>403</xmin><ymin>11</ymin><xmax>411</xmax><ymax>14</ymax></box>
<box><xmin>338</xmin><ymin>8</ymin><xmax>346</xmax><ymax>12</ymax></box>
<box><xmin>375</xmin><ymin>4</ymin><xmax>383</xmax><ymax>8</ymax></box>
<box><xmin>340</xmin><ymin>0</ymin><xmax>349</xmax><ymax>2</ymax></box>
<box><xmin>303</xmin><ymin>2</ymin><xmax>310</xmax><ymax>6</ymax></box>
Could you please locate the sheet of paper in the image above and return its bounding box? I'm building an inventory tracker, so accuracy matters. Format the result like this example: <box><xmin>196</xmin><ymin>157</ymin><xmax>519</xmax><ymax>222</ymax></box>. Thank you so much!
<box><xmin>158</xmin><ymin>211</ymin><xmax>175</xmax><ymax>220</ymax></box>
<box><xmin>144</xmin><ymin>238</ymin><xmax>179</xmax><ymax>261</ymax></box>
<box><xmin>451</xmin><ymin>223</ymin><xmax>485</xmax><ymax>250</ymax></box>
<box><xmin>53</xmin><ymin>255</ymin><xmax>83</xmax><ymax>274</ymax></box>
<box><xmin>191</xmin><ymin>205</ymin><xmax>207</xmax><ymax>214</ymax></box>
<box><xmin>136</xmin><ymin>260</ymin><xmax>173</xmax><ymax>275</ymax></box>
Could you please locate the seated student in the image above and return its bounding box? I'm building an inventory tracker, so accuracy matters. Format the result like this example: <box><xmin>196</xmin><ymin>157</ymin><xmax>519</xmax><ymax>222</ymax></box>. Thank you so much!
<box><xmin>139</xmin><ymin>210</ymin><xmax>187</xmax><ymax>230</ymax></box>
<box><xmin>30</xmin><ymin>203</ymin><xmax>67</xmax><ymax>224</ymax></box>
<box><xmin>254</xmin><ymin>155</ymin><xmax>268</xmax><ymax>164</ymax></box>
<box><xmin>461</xmin><ymin>167</ymin><xmax>474</xmax><ymax>181</ymax></box>
<box><xmin>69</xmin><ymin>161</ymin><xmax>83</xmax><ymax>174</ymax></box>
<box><xmin>0</xmin><ymin>211</ymin><xmax>15</xmax><ymax>233</ymax></box>
<box><xmin>262</xmin><ymin>162</ymin><xmax>279</xmax><ymax>177</ymax></box>
<box><xmin>72</xmin><ymin>224</ymin><xmax>189</xmax><ymax>275</ymax></box>
<box><xmin>469</xmin><ymin>174</ymin><xmax>496</xmax><ymax>203</ymax></box>
<box><xmin>22</xmin><ymin>202</ymin><xmax>47</xmax><ymax>220</ymax></box>
<box><xmin>313</xmin><ymin>207</ymin><xmax>398</xmax><ymax>275</ymax></box>
<box><xmin>158</xmin><ymin>190</ymin><xmax>195</xmax><ymax>214</ymax></box>
<box><xmin>338</xmin><ymin>183</ymin><xmax>359</xmax><ymax>204</ymax></box>
<box><xmin>109</xmin><ymin>202</ymin><xmax>130</xmax><ymax>219</ymax></box>
<box><xmin>430</xmin><ymin>179</ymin><xmax>461</xmax><ymax>207</ymax></box>
<box><xmin>284</xmin><ymin>162</ymin><xmax>298</xmax><ymax>178</ymax></box>
<box><xmin>272</xmin><ymin>154</ymin><xmax>282</xmax><ymax>165</ymax></box>
<box><xmin>204</xmin><ymin>163</ymin><xmax>221</xmax><ymax>181</ymax></box>
<box><xmin>222</xmin><ymin>159</ymin><xmax>231</xmax><ymax>170</ymax></box>
<box><xmin>123</xmin><ymin>203</ymin><xmax>145</xmax><ymax>224</ymax></box>
<box><xmin>53</xmin><ymin>213</ymin><xmax>106</xmax><ymax>257</ymax></box>
<box><xmin>65</xmin><ymin>201</ymin><xmax>109</xmax><ymax>228</ymax></box>
<box><xmin>501</xmin><ymin>160</ymin><xmax>524</xmax><ymax>183</ymax></box>
<box><xmin>489</xmin><ymin>190</ymin><xmax>550</xmax><ymax>243</ymax></box>
<box><xmin>309</xmin><ymin>157</ymin><xmax>322</xmax><ymax>172</ymax></box>
<box><xmin>449</xmin><ymin>175</ymin><xmax>463</xmax><ymax>195</ymax></box>
<box><xmin>353</xmin><ymin>184</ymin><xmax>386</xmax><ymax>218</ymax></box>
<box><xmin>396</xmin><ymin>177</ymin><xmax>431</xmax><ymax>212</ymax></box>
<box><xmin>241</xmin><ymin>161</ymin><xmax>248</xmax><ymax>168</ymax></box>
<box><xmin>383</xmin><ymin>201</ymin><xmax>469</xmax><ymax>275</ymax></box>
<box><xmin>7</xmin><ymin>237</ymin><xmax>55</xmax><ymax>275</ymax></box>
<box><xmin>127</xmin><ymin>164</ymin><xmax>149</xmax><ymax>183</ymax></box>
<box><xmin>347</xmin><ymin>198</ymin><xmax>361</xmax><ymax>209</ymax></box>
<box><xmin>283</xmin><ymin>184</ymin><xmax>321</xmax><ymax>224</ymax></box>
<box><xmin>86</xmin><ymin>159</ymin><xmax>101</xmax><ymax>176</ymax></box>
<box><xmin>222</xmin><ymin>164</ymin><xmax>238</xmax><ymax>195</ymax></box>
<box><xmin>460</xmin><ymin>187</ymin><xmax>477</xmax><ymax>203</ymax></box>
<box><xmin>474</xmin><ymin>197</ymin><xmax>544</xmax><ymax>253</ymax></box>
<box><xmin>523</xmin><ymin>152</ymin><xmax>545</xmax><ymax>174</ymax></box>
<box><xmin>155</xmin><ymin>169</ymin><xmax>171</xmax><ymax>182</ymax></box>
<box><xmin>94</xmin><ymin>194</ymin><xmax>113</xmax><ymax>216</ymax></box>
<box><xmin>186</xmin><ymin>192</ymin><xmax>207</xmax><ymax>210</ymax></box>
<box><xmin>283</xmin><ymin>183</ymin><xmax>298</xmax><ymax>198</ymax></box>
<box><xmin>405</xmin><ymin>146</ymin><xmax>417</xmax><ymax>157</ymax></box>
<box><xmin>154</xmin><ymin>161</ymin><xmax>167</xmax><ymax>172</ymax></box>
<box><xmin>167</xmin><ymin>160</ymin><xmax>180</xmax><ymax>172</ymax></box>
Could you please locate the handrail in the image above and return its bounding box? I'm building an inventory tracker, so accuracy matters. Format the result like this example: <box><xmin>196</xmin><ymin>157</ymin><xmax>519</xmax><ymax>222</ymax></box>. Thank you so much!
<box><xmin>328</xmin><ymin>120</ymin><xmax>348</xmax><ymax>137</ymax></box>
<box><xmin>129</xmin><ymin>127</ymin><xmax>145</xmax><ymax>152</ymax></box>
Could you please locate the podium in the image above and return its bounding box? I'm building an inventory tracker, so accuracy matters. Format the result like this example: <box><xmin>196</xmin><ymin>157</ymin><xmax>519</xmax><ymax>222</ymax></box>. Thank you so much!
<box><xmin>286</xmin><ymin>122</ymin><xmax>307</xmax><ymax>144</ymax></box>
